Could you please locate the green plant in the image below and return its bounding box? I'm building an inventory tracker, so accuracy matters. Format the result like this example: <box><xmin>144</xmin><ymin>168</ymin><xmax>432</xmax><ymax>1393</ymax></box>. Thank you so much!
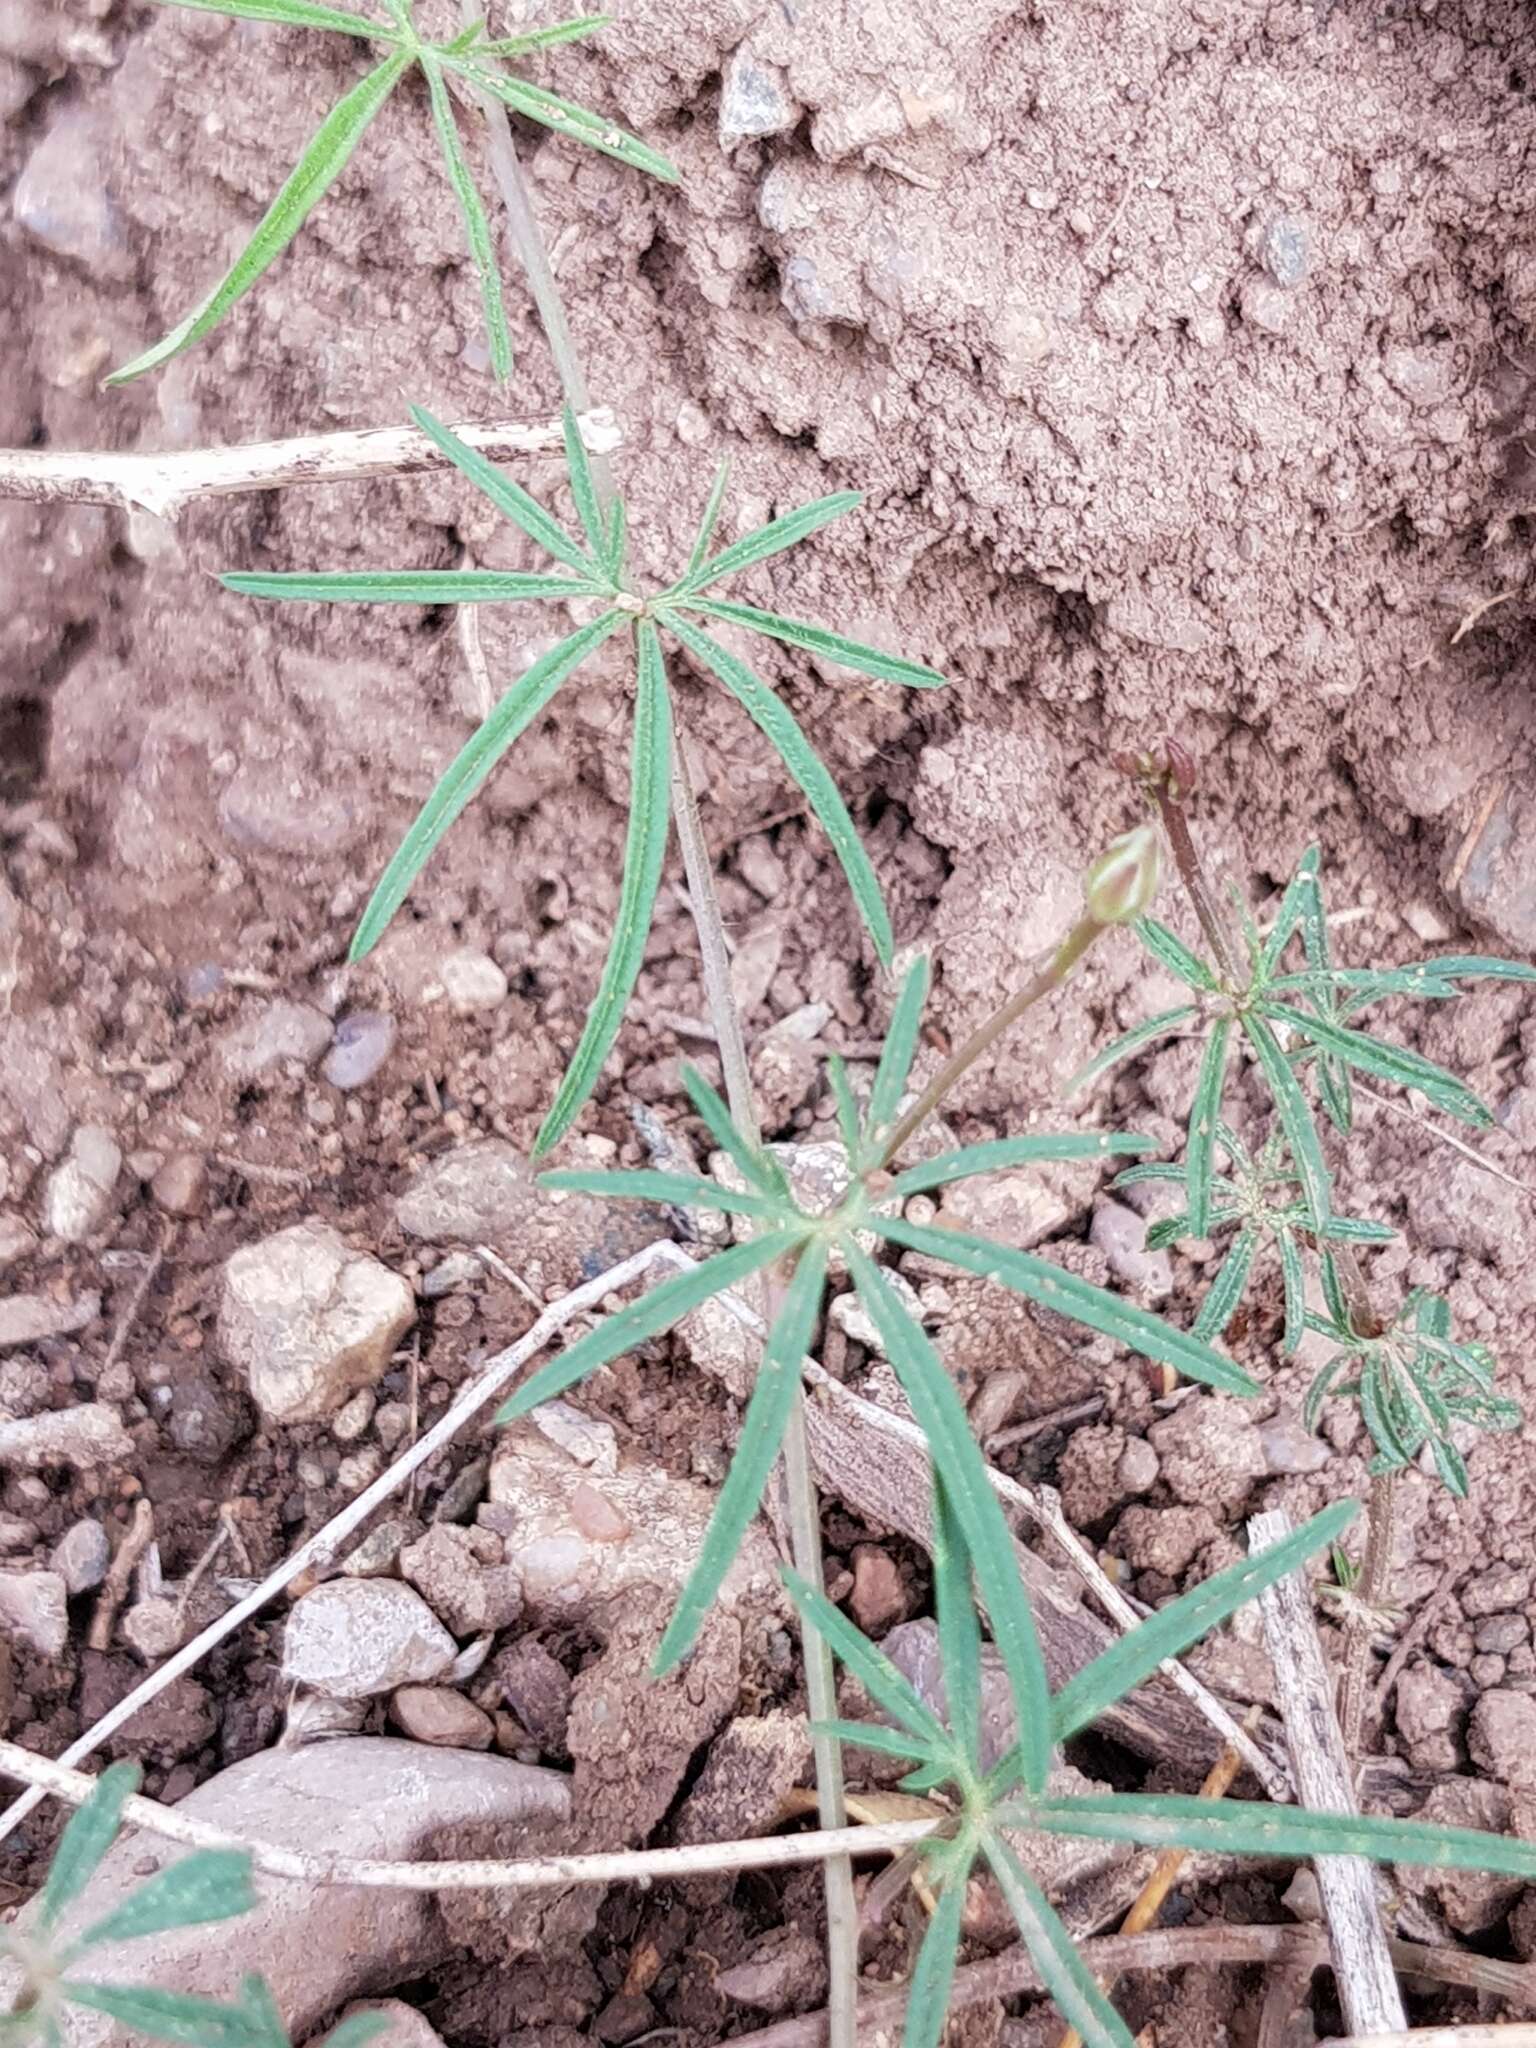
<box><xmin>498</xmin><ymin>952</ymin><xmax>1254</xmax><ymax>1675</ymax></box>
<box><xmin>1303</xmin><ymin>1272</ymin><xmax>1521</xmax><ymax>1497</ymax></box>
<box><xmin>222</xmin><ymin>405</ymin><xmax>944</xmax><ymax>1152</ymax></box>
<box><xmin>1113</xmin><ymin>1124</ymin><xmax>1394</xmax><ymax>1353</ymax></box>
<box><xmin>0</xmin><ymin>1763</ymin><xmax>261</xmax><ymax>2047</ymax></box>
<box><xmin>107</xmin><ymin>2</ymin><xmax>677</xmax><ymax>387</ymax></box>
<box><xmin>790</xmin><ymin>1480</ymin><xmax>1536</xmax><ymax>2048</ymax></box>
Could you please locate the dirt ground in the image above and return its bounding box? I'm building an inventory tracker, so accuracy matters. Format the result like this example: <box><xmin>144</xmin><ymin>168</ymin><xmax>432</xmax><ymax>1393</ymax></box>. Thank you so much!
<box><xmin>5</xmin><ymin>0</ymin><xmax>1536</xmax><ymax>2038</ymax></box>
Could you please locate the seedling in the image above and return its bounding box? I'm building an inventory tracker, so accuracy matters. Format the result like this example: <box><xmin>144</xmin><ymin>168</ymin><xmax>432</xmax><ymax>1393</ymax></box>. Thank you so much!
<box><xmin>1113</xmin><ymin>1124</ymin><xmax>1394</xmax><ymax>1352</ymax></box>
<box><xmin>0</xmin><ymin>1762</ymin><xmax>263</xmax><ymax>2047</ymax></box>
<box><xmin>222</xmin><ymin>405</ymin><xmax>945</xmax><ymax>1152</ymax></box>
<box><xmin>794</xmin><ymin>1479</ymin><xmax>1536</xmax><ymax>2048</ymax></box>
<box><xmin>500</xmin><ymin>953</ymin><xmax>1254</xmax><ymax>1676</ymax></box>
<box><xmin>107</xmin><ymin>2</ymin><xmax>677</xmax><ymax>387</ymax></box>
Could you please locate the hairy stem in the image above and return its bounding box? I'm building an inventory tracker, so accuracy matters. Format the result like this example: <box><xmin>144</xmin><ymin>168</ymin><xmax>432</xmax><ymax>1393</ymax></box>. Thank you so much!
<box><xmin>1149</xmin><ymin>780</ymin><xmax>1246</xmax><ymax>988</ymax></box>
<box><xmin>467</xmin><ymin>69</ymin><xmax>858</xmax><ymax>2044</ymax></box>
<box><xmin>1339</xmin><ymin>1469</ymin><xmax>1400</xmax><ymax>1759</ymax></box>
<box><xmin>877</xmin><ymin>915</ymin><xmax>1105</xmax><ymax>1167</ymax></box>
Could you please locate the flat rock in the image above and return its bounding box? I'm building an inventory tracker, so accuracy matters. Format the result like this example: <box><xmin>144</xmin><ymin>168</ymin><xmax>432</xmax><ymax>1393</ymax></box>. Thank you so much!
<box><xmin>1469</xmin><ymin>1689</ymin><xmax>1536</xmax><ymax>1791</ymax></box>
<box><xmin>0</xmin><ymin>1567</ymin><xmax>67</xmax><ymax>1656</ymax></box>
<box><xmin>671</xmin><ymin>1710</ymin><xmax>812</xmax><ymax>1846</ymax></box>
<box><xmin>13</xmin><ymin>110</ymin><xmax>131</xmax><ymax>279</ymax></box>
<box><xmin>0</xmin><ymin>1740</ymin><xmax>570</xmax><ymax>2046</ymax></box>
<box><xmin>51</xmin><ymin>1517</ymin><xmax>110</xmax><ymax>1593</ymax></box>
<box><xmin>492</xmin><ymin>1637</ymin><xmax>573</xmax><ymax>1757</ymax></box>
<box><xmin>42</xmin><ymin>1125</ymin><xmax>122</xmax><ymax>1243</ymax></box>
<box><xmin>283</xmin><ymin>1579</ymin><xmax>458</xmax><ymax>1697</ymax></box>
<box><xmin>220</xmin><ymin>1221</ymin><xmax>414</xmax><ymax>1424</ymax></box>
<box><xmin>218</xmin><ymin>1001</ymin><xmax>333</xmax><ymax>1084</ymax></box>
<box><xmin>399</xmin><ymin>1524</ymin><xmax>522</xmax><ymax>1637</ymax></box>
<box><xmin>0</xmin><ymin>1401</ymin><xmax>130</xmax><ymax>1469</ymax></box>
<box><xmin>719</xmin><ymin>43</ymin><xmax>800</xmax><ymax>146</ymax></box>
<box><xmin>389</xmin><ymin>1685</ymin><xmax>495</xmax><ymax>1749</ymax></box>
<box><xmin>1147</xmin><ymin>1395</ymin><xmax>1265</xmax><ymax>1514</ymax></box>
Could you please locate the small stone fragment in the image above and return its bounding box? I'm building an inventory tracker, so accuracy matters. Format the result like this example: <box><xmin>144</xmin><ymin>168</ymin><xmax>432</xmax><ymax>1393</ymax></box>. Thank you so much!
<box><xmin>1113</xmin><ymin>1503</ymin><xmax>1219</xmax><ymax>1577</ymax></box>
<box><xmin>165</xmin><ymin>1375</ymin><xmax>247</xmax><ymax>1463</ymax></box>
<box><xmin>218</xmin><ymin>1001</ymin><xmax>333</xmax><ymax>1083</ymax></box>
<box><xmin>396</xmin><ymin>1140</ymin><xmax>535</xmax><ymax>1243</ymax></box>
<box><xmin>1240</xmin><ymin>278</ymin><xmax>1292</xmax><ymax>334</ymax></box>
<box><xmin>848</xmin><ymin>1545</ymin><xmax>907</xmax><ymax>1634</ymax></box>
<box><xmin>1058</xmin><ymin>1425</ymin><xmax>1158</xmax><ymax>1525</ymax></box>
<box><xmin>671</xmin><ymin>1710</ymin><xmax>811</xmax><ymax>1845</ymax></box>
<box><xmin>493</xmin><ymin>1636</ymin><xmax>573</xmax><ymax>1756</ymax></box>
<box><xmin>150</xmin><ymin>1152</ymin><xmax>207</xmax><ymax>1218</ymax></box>
<box><xmin>323</xmin><ymin>1012</ymin><xmax>397</xmax><ymax>1090</ymax></box>
<box><xmin>0</xmin><ymin>1568</ymin><xmax>67</xmax><ymax>1656</ymax></box>
<box><xmin>1398</xmin><ymin>1778</ymin><xmax>1519</xmax><ymax>1931</ymax></box>
<box><xmin>1089</xmin><ymin>1198</ymin><xmax>1172</xmax><ymax>1297</ymax></box>
<box><xmin>220</xmin><ymin>1221</ymin><xmax>414</xmax><ymax>1424</ymax></box>
<box><xmin>0</xmin><ymin>1291</ymin><xmax>100</xmax><ymax>1350</ymax></box>
<box><xmin>438</xmin><ymin>948</ymin><xmax>508</xmax><ymax>1014</ymax></box>
<box><xmin>1462</xmin><ymin>1563</ymin><xmax>1530</xmax><ymax>1617</ymax></box>
<box><xmin>1393</xmin><ymin>1660</ymin><xmax>1467</xmax><ymax>1772</ymax></box>
<box><xmin>283</xmin><ymin>1579</ymin><xmax>458</xmax><ymax>1697</ymax></box>
<box><xmin>334</xmin><ymin>1389</ymin><xmax>376</xmax><ymax>1443</ymax></box>
<box><xmin>0</xmin><ymin>1402</ymin><xmax>131</xmax><ymax>1469</ymax></box>
<box><xmin>13</xmin><ymin>111</ymin><xmax>131</xmax><ymax>279</ymax></box>
<box><xmin>828</xmin><ymin>1267</ymin><xmax>926</xmax><ymax>1351</ymax></box>
<box><xmin>42</xmin><ymin>1125</ymin><xmax>122</xmax><ymax>1243</ymax></box>
<box><xmin>389</xmin><ymin>1684</ymin><xmax>495</xmax><ymax>1749</ymax></box>
<box><xmin>530</xmin><ymin>1399</ymin><xmax>618</xmax><ymax>1475</ymax></box>
<box><xmin>50</xmin><ymin>1518</ymin><xmax>110</xmax><ymax>1594</ymax></box>
<box><xmin>1262</xmin><ymin>215</ymin><xmax>1310</xmax><ymax>287</ymax></box>
<box><xmin>719</xmin><ymin>43</ymin><xmax>800</xmax><ymax>146</ymax></box>
<box><xmin>1259</xmin><ymin>1412</ymin><xmax>1329</xmax><ymax>1475</ymax></box>
<box><xmin>0</xmin><ymin>1216</ymin><xmax>37</xmax><ymax>1268</ymax></box>
<box><xmin>1469</xmin><ymin>1689</ymin><xmax>1536</xmax><ymax>1791</ymax></box>
<box><xmin>420</xmin><ymin>1251</ymin><xmax>483</xmax><ymax>1298</ymax></box>
<box><xmin>594</xmin><ymin>1992</ymin><xmax>656</xmax><ymax>2045</ymax></box>
<box><xmin>1147</xmin><ymin>1396</ymin><xmax>1265</xmax><ymax>1513</ymax></box>
<box><xmin>400</xmin><ymin>1524</ymin><xmax>522</xmax><ymax>1637</ymax></box>
<box><xmin>340</xmin><ymin>1517</ymin><xmax>418</xmax><ymax>1578</ymax></box>
<box><xmin>716</xmin><ymin>1926</ymin><xmax>826</xmax><ymax>2014</ymax></box>
<box><xmin>122</xmin><ymin>1595</ymin><xmax>191</xmax><ymax>1662</ymax></box>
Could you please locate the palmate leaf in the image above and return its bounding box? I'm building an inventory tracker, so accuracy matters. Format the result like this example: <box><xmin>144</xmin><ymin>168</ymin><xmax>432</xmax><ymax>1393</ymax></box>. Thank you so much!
<box><xmin>655</xmin><ymin>1239</ymin><xmax>829</xmax><ymax>1673</ymax></box>
<box><xmin>108</xmin><ymin>48</ymin><xmax>413</xmax><ymax>384</ymax></box>
<box><xmin>843</xmin><ymin>1244</ymin><xmax>1054</xmax><ymax>1794</ymax></box>
<box><xmin>890</xmin><ymin>1132</ymin><xmax>1155</xmax><ymax>1202</ymax></box>
<box><xmin>674</xmin><ymin>492</ymin><xmax>863</xmax><ymax>594</ymax></box>
<box><xmin>350</xmin><ymin>611</ymin><xmax>624</xmax><ymax>960</ymax></box>
<box><xmin>686</xmin><ymin>597</ymin><xmax>945</xmax><ymax>689</ymax></box>
<box><xmin>74</xmin><ymin>1851</ymin><xmax>255</xmax><ymax>1950</ymax></box>
<box><xmin>497</xmin><ymin>1227</ymin><xmax>805</xmax><ymax>1422</ymax></box>
<box><xmin>421</xmin><ymin>52</ymin><xmax>511</xmax><ymax>385</ymax></box>
<box><xmin>875</xmin><ymin>1215</ymin><xmax>1257</xmax><ymax>1396</ymax></box>
<box><xmin>534</xmin><ymin>619</ymin><xmax>673</xmax><ymax>1154</ymax></box>
<box><xmin>1046</xmin><ymin>1499</ymin><xmax>1356</xmax><ymax>1744</ymax></box>
<box><xmin>40</xmin><ymin>1764</ymin><xmax>138</xmax><ymax>1933</ymax></box>
<box><xmin>668</xmin><ymin>613</ymin><xmax>894</xmax><ymax>965</ymax></box>
<box><xmin>982</xmin><ymin>1836</ymin><xmax>1136</xmax><ymax>2048</ymax></box>
<box><xmin>222</xmin><ymin>569</ymin><xmax>601</xmax><ymax>603</ymax></box>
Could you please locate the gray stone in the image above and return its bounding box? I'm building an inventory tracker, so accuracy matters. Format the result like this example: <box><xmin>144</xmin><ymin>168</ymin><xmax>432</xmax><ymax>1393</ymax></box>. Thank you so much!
<box><xmin>529</xmin><ymin>1399</ymin><xmax>618</xmax><ymax>1475</ymax></box>
<box><xmin>0</xmin><ymin>1742</ymin><xmax>570</xmax><ymax>2045</ymax></box>
<box><xmin>1262</xmin><ymin>215</ymin><xmax>1310</xmax><ymax>287</ymax></box>
<box><xmin>0</xmin><ymin>1216</ymin><xmax>37</xmax><ymax>1268</ymax></box>
<box><xmin>149</xmin><ymin>1152</ymin><xmax>207</xmax><ymax>1217</ymax></box>
<box><xmin>1469</xmin><ymin>1689</ymin><xmax>1536</xmax><ymax>1790</ymax></box>
<box><xmin>716</xmin><ymin>1927</ymin><xmax>826</xmax><ymax>2013</ymax></box>
<box><xmin>438</xmin><ymin>949</ymin><xmax>507</xmax><ymax>1014</ymax></box>
<box><xmin>0</xmin><ymin>1290</ymin><xmax>100</xmax><ymax>1349</ymax></box>
<box><xmin>1259</xmin><ymin>1411</ymin><xmax>1330</xmax><ymax>1475</ymax></box>
<box><xmin>719</xmin><ymin>43</ymin><xmax>800</xmax><ymax>147</ymax></box>
<box><xmin>493</xmin><ymin>1636</ymin><xmax>572</xmax><ymax>1756</ymax></box>
<box><xmin>165</xmin><ymin>1375</ymin><xmax>246</xmax><ymax>1463</ymax></box>
<box><xmin>420</xmin><ymin>1250</ymin><xmax>482</xmax><ymax>1298</ymax></box>
<box><xmin>389</xmin><ymin>1684</ymin><xmax>495</xmax><ymax>1749</ymax></box>
<box><xmin>220</xmin><ymin>1221</ymin><xmax>414</xmax><ymax>1424</ymax></box>
<box><xmin>42</xmin><ymin>1126</ymin><xmax>122</xmax><ymax>1243</ymax></box>
<box><xmin>50</xmin><ymin>1518</ymin><xmax>110</xmax><ymax>1594</ymax></box>
<box><xmin>1089</xmin><ymin>1197</ymin><xmax>1172</xmax><ymax>1297</ymax></box>
<box><xmin>399</xmin><ymin>1524</ymin><xmax>521</xmax><ymax>1637</ymax></box>
<box><xmin>0</xmin><ymin>1567</ymin><xmax>67</xmax><ymax>1655</ymax></box>
<box><xmin>121</xmin><ymin>1595</ymin><xmax>190</xmax><ymax>1662</ymax></box>
<box><xmin>218</xmin><ymin>1002</ymin><xmax>333</xmax><ymax>1083</ymax></box>
<box><xmin>283</xmin><ymin>1579</ymin><xmax>458</xmax><ymax>1697</ymax></box>
<box><xmin>0</xmin><ymin>1402</ymin><xmax>130</xmax><ymax>1469</ymax></box>
<box><xmin>13</xmin><ymin>111</ymin><xmax>131</xmax><ymax>279</ymax></box>
<box><xmin>323</xmin><ymin>1012</ymin><xmax>397</xmax><ymax>1090</ymax></box>
<box><xmin>1147</xmin><ymin>1395</ymin><xmax>1265</xmax><ymax>1512</ymax></box>
<box><xmin>396</xmin><ymin>1139</ymin><xmax>536</xmax><ymax>1244</ymax></box>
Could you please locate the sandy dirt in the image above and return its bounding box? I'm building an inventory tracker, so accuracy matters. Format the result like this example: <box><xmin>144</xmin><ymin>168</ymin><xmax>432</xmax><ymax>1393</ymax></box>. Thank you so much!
<box><xmin>4</xmin><ymin>0</ymin><xmax>1536</xmax><ymax>2038</ymax></box>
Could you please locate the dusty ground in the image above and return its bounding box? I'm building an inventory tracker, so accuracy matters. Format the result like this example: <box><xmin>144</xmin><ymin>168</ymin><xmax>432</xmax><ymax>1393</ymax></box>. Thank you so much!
<box><xmin>4</xmin><ymin>0</ymin><xmax>1536</xmax><ymax>2037</ymax></box>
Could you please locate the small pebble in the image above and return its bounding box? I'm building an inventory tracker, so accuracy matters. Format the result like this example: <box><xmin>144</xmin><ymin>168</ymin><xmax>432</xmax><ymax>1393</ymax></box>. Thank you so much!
<box><xmin>1263</xmin><ymin>214</ymin><xmax>1310</xmax><ymax>288</ymax></box>
<box><xmin>333</xmin><ymin>1389</ymin><xmax>376</xmax><ymax>1443</ymax></box>
<box><xmin>122</xmin><ymin>1595</ymin><xmax>190</xmax><ymax>1662</ymax></box>
<box><xmin>217</xmin><ymin>1001</ymin><xmax>332</xmax><ymax>1083</ymax></box>
<box><xmin>42</xmin><ymin>1126</ymin><xmax>122</xmax><ymax>1243</ymax></box>
<box><xmin>438</xmin><ymin>949</ymin><xmax>508</xmax><ymax>1014</ymax></box>
<box><xmin>0</xmin><ymin>1569</ymin><xmax>68</xmax><ymax>1657</ymax></box>
<box><xmin>323</xmin><ymin>1012</ymin><xmax>397</xmax><ymax>1091</ymax></box>
<box><xmin>531</xmin><ymin>1399</ymin><xmax>618</xmax><ymax>1475</ymax></box>
<box><xmin>0</xmin><ymin>1216</ymin><xmax>37</xmax><ymax>1269</ymax></box>
<box><xmin>421</xmin><ymin>1251</ymin><xmax>482</xmax><ymax>1299</ymax></box>
<box><xmin>51</xmin><ymin>1518</ymin><xmax>110</xmax><ymax>1595</ymax></box>
<box><xmin>282</xmin><ymin>1579</ymin><xmax>458</xmax><ymax>1697</ymax></box>
<box><xmin>389</xmin><ymin>1684</ymin><xmax>495</xmax><ymax>1749</ymax></box>
<box><xmin>150</xmin><ymin>1152</ymin><xmax>207</xmax><ymax>1218</ymax></box>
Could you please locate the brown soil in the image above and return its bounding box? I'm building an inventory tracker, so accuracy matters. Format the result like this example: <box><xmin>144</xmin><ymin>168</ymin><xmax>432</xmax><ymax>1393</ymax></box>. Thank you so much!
<box><xmin>5</xmin><ymin>0</ymin><xmax>1536</xmax><ymax>2038</ymax></box>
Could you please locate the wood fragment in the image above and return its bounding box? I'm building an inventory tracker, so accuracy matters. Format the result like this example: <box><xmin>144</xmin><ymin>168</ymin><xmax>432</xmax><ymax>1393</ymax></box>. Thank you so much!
<box><xmin>1249</xmin><ymin>1507</ymin><xmax>1406</xmax><ymax>2036</ymax></box>
<box><xmin>88</xmin><ymin>1498</ymin><xmax>155</xmax><ymax>1652</ymax></box>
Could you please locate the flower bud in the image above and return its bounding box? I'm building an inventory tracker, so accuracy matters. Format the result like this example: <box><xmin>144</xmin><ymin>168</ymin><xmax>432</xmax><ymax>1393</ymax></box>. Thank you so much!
<box><xmin>1083</xmin><ymin>825</ymin><xmax>1160</xmax><ymax>925</ymax></box>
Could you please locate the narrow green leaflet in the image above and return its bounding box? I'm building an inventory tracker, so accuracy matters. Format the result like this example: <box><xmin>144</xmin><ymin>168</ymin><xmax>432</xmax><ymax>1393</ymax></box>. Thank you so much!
<box><xmin>350</xmin><ymin>612</ymin><xmax>623</xmax><ymax>961</ymax></box>
<box><xmin>890</xmin><ymin>1133</ymin><xmax>1154</xmax><ymax>1202</ymax></box>
<box><xmin>901</xmin><ymin>1861</ymin><xmax>969</xmax><ymax>2048</ymax></box>
<box><xmin>1013</xmin><ymin>1793</ymin><xmax>1536</xmax><ymax>1881</ymax></box>
<box><xmin>560</xmin><ymin>404</ymin><xmax>608</xmax><ymax>564</ymax></box>
<box><xmin>811</xmin><ymin>1717</ymin><xmax>943</xmax><ymax>1765</ymax></box>
<box><xmin>1278</xmin><ymin>1228</ymin><xmax>1306</xmax><ymax>1354</ymax></box>
<box><xmin>686</xmin><ymin>597</ymin><xmax>945</xmax><ymax>688</ymax></box>
<box><xmin>450</xmin><ymin>62</ymin><xmax>680</xmax><ymax>183</ymax></box>
<box><xmin>655</xmin><ymin>1240</ymin><xmax>829</xmax><ymax>1672</ymax></box>
<box><xmin>826</xmin><ymin>1054</ymin><xmax>863</xmax><ymax>1158</ymax></box>
<box><xmin>108</xmin><ymin>50</ymin><xmax>412</xmax><ymax>384</ymax></box>
<box><xmin>1259</xmin><ymin>843</ymin><xmax>1322</xmax><ymax>977</ymax></box>
<box><xmin>1191</xmin><ymin>1225</ymin><xmax>1257</xmax><ymax>1343</ymax></box>
<box><xmin>1263</xmin><ymin>1001</ymin><xmax>1493</xmax><ymax>1129</ymax></box>
<box><xmin>63</xmin><ymin>1983</ymin><xmax>267</xmax><ymax>2048</ymax></box>
<box><xmin>868</xmin><ymin>955</ymin><xmax>931</xmax><ymax>1147</ymax></box>
<box><xmin>844</xmin><ymin>1245</ymin><xmax>1054</xmax><ymax>1793</ymax></box>
<box><xmin>1185</xmin><ymin>1015</ymin><xmax>1233</xmax><ymax>1238</ymax></box>
<box><xmin>222</xmin><ymin>570</ymin><xmax>600</xmax><ymax>604</ymax></box>
<box><xmin>478</xmin><ymin>16</ymin><xmax>610</xmax><ymax>56</ymax></box>
<box><xmin>784</xmin><ymin>1569</ymin><xmax>950</xmax><ymax>1750</ymax></box>
<box><xmin>75</xmin><ymin>1851</ymin><xmax>256</xmax><ymax>1949</ymax></box>
<box><xmin>145</xmin><ymin>0</ymin><xmax>382</xmax><ymax>29</ymax></box>
<box><xmin>669</xmin><ymin>614</ymin><xmax>893</xmax><ymax>964</ymax></box>
<box><xmin>1134</xmin><ymin>916</ymin><xmax>1219</xmax><ymax>992</ymax></box>
<box><xmin>534</xmin><ymin>620</ymin><xmax>672</xmax><ymax>1154</ymax></box>
<box><xmin>875</xmin><ymin>1215</ymin><xmax>1257</xmax><ymax>1395</ymax></box>
<box><xmin>40</xmin><ymin>1765</ymin><xmax>138</xmax><ymax>1933</ymax></box>
<box><xmin>537</xmin><ymin>1167</ymin><xmax>785</xmax><ymax>1222</ymax></box>
<box><xmin>1241</xmin><ymin>1011</ymin><xmax>1332</xmax><ymax>1227</ymax></box>
<box><xmin>930</xmin><ymin>1471</ymin><xmax>982</xmax><ymax>1763</ymax></box>
<box><xmin>685</xmin><ymin>459</ymin><xmax>731</xmax><ymax>580</ymax></box>
<box><xmin>681</xmin><ymin>1065</ymin><xmax>787</xmax><ymax>1196</ymax></box>
<box><xmin>421</xmin><ymin>53</ymin><xmax>511</xmax><ymax>386</ymax></box>
<box><xmin>677</xmin><ymin>491</ymin><xmax>863</xmax><ymax>594</ymax></box>
<box><xmin>498</xmin><ymin>1229</ymin><xmax>805</xmax><ymax>1422</ymax></box>
<box><xmin>407</xmin><ymin>405</ymin><xmax>598</xmax><ymax>576</ymax></box>
<box><xmin>1048</xmin><ymin>1500</ymin><xmax>1356</xmax><ymax>1743</ymax></box>
<box><xmin>982</xmin><ymin>1837</ymin><xmax>1137</xmax><ymax>2048</ymax></box>
<box><xmin>1400</xmin><ymin>954</ymin><xmax>1536</xmax><ymax>986</ymax></box>
<box><xmin>1064</xmin><ymin>1005</ymin><xmax>1199</xmax><ymax>1097</ymax></box>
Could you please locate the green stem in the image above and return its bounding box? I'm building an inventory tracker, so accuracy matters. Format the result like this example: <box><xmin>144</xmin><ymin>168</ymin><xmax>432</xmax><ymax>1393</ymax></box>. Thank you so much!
<box><xmin>877</xmin><ymin>915</ymin><xmax>1105</xmax><ymax>1168</ymax></box>
<box><xmin>1339</xmin><ymin>1469</ymin><xmax>1399</xmax><ymax>1760</ymax></box>
<box><xmin>465</xmin><ymin>61</ymin><xmax>859</xmax><ymax>2043</ymax></box>
<box><xmin>1150</xmin><ymin>782</ymin><xmax>1246</xmax><ymax>991</ymax></box>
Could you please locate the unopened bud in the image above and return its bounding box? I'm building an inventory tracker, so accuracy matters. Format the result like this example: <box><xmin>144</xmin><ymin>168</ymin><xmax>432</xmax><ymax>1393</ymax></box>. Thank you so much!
<box><xmin>1083</xmin><ymin>825</ymin><xmax>1160</xmax><ymax>925</ymax></box>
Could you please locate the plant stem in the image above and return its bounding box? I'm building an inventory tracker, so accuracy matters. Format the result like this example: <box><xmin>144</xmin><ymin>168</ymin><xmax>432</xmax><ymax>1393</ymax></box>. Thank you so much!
<box><xmin>1148</xmin><ymin>778</ymin><xmax>1246</xmax><ymax>988</ymax></box>
<box><xmin>467</xmin><ymin>73</ymin><xmax>859</xmax><ymax>2045</ymax></box>
<box><xmin>1338</xmin><ymin>1469</ymin><xmax>1400</xmax><ymax>1759</ymax></box>
<box><xmin>877</xmin><ymin>914</ymin><xmax>1105</xmax><ymax>1167</ymax></box>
